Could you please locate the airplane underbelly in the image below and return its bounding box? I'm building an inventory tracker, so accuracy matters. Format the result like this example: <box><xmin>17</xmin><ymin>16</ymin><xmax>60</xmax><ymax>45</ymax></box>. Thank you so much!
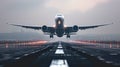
<box><xmin>56</xmin><ymin>29</ymin><xmax>64</xmax><ymax>37</ymax></box>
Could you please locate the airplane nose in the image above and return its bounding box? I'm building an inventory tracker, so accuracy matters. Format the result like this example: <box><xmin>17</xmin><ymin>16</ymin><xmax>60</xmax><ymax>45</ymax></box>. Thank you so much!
<box><xmin>55</xmin><ymin>17</ymin><xmax>64</xmax><ymax>22</ymax></box>
<box><xmin>55</xmin><ymin>14</ymin><xmax>64</xmax><ymax>19</ymax></box>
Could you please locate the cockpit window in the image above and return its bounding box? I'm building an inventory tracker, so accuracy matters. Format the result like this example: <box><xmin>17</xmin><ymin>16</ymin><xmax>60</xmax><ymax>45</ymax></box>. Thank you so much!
<box><xmin>57</xmin><ymin>15</ymin><xmax>62</xmax><ymax>16</ymax></box>
<box><xmin>55</xmin><ymin>14</ymin><xmax>64</xmax><ymax>18</ymax></box>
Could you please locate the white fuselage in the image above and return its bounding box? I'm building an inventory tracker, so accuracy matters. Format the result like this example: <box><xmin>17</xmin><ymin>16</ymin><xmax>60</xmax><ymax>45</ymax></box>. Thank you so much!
<box><xmin>55</xmin><ymin>14</ymin><xmax>65</xmax><ymax>37</ymax></box>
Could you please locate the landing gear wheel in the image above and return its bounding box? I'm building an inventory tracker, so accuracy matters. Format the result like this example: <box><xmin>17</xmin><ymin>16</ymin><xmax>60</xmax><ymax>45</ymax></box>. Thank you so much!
<box><xmin>50</xmin><ymin>35</ymin><xmax>53</xmax><ymax>38</ymax></box>
<box><xmin>67</xmin><ymin>35</ymin><xmax>70</xmax><ymax>38</ymax></box>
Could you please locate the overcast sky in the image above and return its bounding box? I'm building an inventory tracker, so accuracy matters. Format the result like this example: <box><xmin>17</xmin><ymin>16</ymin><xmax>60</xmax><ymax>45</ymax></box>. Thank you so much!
<box><xmin>0</xmin><ymin>0</ymin><xmax>120</xmax><ymax>35</ymax></box>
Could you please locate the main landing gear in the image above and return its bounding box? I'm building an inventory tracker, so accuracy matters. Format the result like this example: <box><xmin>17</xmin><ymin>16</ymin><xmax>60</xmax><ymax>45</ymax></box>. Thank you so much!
<box><xmin>67</xmin><ymin>35</ymin><xmax>70</xmax><ymax>38</ymax></box>
<box><xmin>50</xmin><ymin>35</ymin><xmax>54</xmax><ymax>38</ymax></box>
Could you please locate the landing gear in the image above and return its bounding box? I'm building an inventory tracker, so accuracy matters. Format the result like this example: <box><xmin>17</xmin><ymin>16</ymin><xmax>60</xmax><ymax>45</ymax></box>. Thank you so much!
<box><xmin>50</xmin><ymin>35</ymin><xmax>54</xmax><ymax>38</ymax></box>
<box><xmin>67</xmin><ymin>35</ymin><xmax>70</xmax><ymax>38</ymax></box>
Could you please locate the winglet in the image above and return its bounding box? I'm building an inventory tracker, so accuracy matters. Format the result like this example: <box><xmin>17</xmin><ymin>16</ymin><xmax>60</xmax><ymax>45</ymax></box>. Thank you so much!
<box><xmin>103</xmin><ymin>23</ymin><xmax>113</xmax><ymax>26</ymax></box>
<box><xmin>6</xmin><ymin>23</ymin><xmax>21</xmax><ymax>26</ymax></box>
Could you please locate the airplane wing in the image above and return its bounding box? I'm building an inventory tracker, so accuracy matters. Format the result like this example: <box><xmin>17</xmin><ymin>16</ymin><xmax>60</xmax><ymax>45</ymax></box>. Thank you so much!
<box><xmin>8</xmin><ymin>23</ymin><xmax>55</xmax><ymax>38</ymax></box>
<box><xmin>79</xmin><ymin>23</ymin><xmax>113</xmax><ymax>30</ymax></box>
<box><xmin>8</xmin><ymin>24</ymin><xmax>41</xmax><ymax>30</ymax></box>
<box><xmin>65</xmin><ymin>23</ymin><xmax>112</xmax><ymax>36</ymax></box>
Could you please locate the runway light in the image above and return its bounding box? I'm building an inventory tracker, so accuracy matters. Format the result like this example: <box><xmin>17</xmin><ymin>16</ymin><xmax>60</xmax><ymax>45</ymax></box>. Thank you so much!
<box><xmin>110</xmin><ymin>44</ymin><xmax>112</xmax><ymax>48</ymax></box>
<box><xmin>5</xmin><ymin>44</ymin><xmax>8</xmax><ymax>48</ymax></box>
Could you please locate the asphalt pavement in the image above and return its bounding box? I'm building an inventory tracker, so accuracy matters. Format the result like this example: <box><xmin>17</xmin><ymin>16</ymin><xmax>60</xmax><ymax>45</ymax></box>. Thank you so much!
<box><xmin>1</xmin><ymin>41</ymin><xmax>120</xmax><ymax>67</ymax></box>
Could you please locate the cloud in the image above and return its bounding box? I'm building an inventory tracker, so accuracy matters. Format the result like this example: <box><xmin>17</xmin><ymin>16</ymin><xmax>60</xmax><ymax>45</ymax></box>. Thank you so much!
<box><xmin>0</xmin><ymin>0</ymin><xmax>43</xmax><ymax>13</ymax></box>
<box><xmin>45</xmin><ymin>0</ymin><xmax>109</xmax><ymax>13</ymax></box>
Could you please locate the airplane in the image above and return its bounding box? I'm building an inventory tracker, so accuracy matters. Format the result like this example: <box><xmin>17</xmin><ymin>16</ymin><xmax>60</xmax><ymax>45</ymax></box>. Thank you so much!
<box><xmin>8</xmin><ymin>14</ymin><xmax>112</xmax><ymax>38</ymax></box>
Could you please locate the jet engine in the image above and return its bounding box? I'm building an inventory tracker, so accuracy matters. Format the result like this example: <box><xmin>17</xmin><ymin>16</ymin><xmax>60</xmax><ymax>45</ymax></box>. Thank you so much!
<box><xmin>42</xmin><ymin>25</ymin><xmax>48</xmax><ymax>32</ymax></box>
<box><xmin>72</xmin><ymin>25</ymin><xmax>79</xmax><ymax>32</ymax></box>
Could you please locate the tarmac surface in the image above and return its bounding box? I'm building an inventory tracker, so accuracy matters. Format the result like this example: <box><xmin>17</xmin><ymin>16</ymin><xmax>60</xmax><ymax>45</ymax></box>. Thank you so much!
<box><xmin>0</xmin><ymin>41</ymin><xmax>120</xmax><ymax>67</ymax></box>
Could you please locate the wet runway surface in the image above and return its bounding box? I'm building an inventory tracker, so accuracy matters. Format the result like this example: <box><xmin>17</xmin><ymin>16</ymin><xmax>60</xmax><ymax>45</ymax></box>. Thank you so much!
<box><xmin>0</xmin><ymin>41</ymin><xmax>120</xmax><ymax>67</ymax></box>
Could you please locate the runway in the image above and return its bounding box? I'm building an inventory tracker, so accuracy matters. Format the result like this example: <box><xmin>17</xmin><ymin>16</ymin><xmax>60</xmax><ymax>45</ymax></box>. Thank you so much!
<box><xmin>0</xmin><ymin>41</ymin><xmax>120</xmax><ymax>67</ymax></box>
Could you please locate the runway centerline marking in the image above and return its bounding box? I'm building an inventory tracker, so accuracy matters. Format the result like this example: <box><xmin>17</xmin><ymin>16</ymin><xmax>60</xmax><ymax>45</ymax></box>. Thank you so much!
<box><xmin>50</xmin><ymin>42</ymin><xmax>69</xmax><ymax>67</ymax></box>
<box><xmin>49</xmin><ymin>59</ymin><xmax>69</xmax><ymax>67</ymax></box>
<box><xmin>55</xmin><ymin>42</ymin><xmax>64</xmax><ymax>54</ymax></box>
<box><xmin>55</xmin><ymin>49</ymin><xmax>64</xmax><ymax>54</ymax></box>
<box><xmin>58</xmin><ymin>46</ymin><xmax>63</xmax><ymax>49</ymax></box>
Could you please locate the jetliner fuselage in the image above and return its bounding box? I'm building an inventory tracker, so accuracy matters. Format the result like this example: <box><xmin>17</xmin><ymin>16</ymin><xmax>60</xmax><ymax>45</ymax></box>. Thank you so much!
<box><xmin>55</xmin><ymin>14</ymin><xmax>64</xmax><ymax>37</ymax></box>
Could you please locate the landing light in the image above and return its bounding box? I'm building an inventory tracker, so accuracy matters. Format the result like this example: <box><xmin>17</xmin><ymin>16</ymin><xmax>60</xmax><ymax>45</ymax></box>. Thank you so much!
<box><xmin>53</xmin><ymin>25</ymin><xmax>56</xmax><ymax>27</ymax></box>
<box><xmin>58</xmin><ymin>21</ymin><xmax>61</xmax><ymax>24</ymax></box>
<box><xmin>64</xmin><ymin>25</ymin><xmax>67</xmax><ymax>28</ymax></box>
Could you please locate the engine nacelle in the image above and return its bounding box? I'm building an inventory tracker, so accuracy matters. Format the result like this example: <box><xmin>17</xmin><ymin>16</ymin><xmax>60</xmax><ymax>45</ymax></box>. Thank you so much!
<box><xmin>72</xmin><ymin>25</ymin><xmax>79</xmax><ymax>32</ymax></box>
<box><xmin>42</xmin><ymin>25</ymin><xmax>48</xmax><ymax>32</ymax></box>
